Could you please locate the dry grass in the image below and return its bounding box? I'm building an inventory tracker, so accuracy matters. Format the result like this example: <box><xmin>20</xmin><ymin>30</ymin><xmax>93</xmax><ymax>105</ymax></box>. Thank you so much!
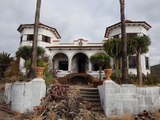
<box><xmin>156</xmin><ymin>111</ymin><xmax>160</xmax><ymax>120</ymax></box>
<box><xmin>121</xmin><ymin>114</ymin><xmax>134</xmax><ymax>120</ymax></box>
<box><xmin>13</xmin><ymin>113</ymin><xmax>23</xmax><ymax>119</ymax></box>
<box><xmin>47</xmin><ymin>111</ymin><xmax>56</xmax><ymax>120</ymax></box>
<box><xmin>109</xmin><ymin>114</ymin><xmax>134</xmax><ymax>120</ymax></box>
<box><xmin>31</xmin><ymin>115</ymin><xmax>43</xmax><ymax>120</ymax></box>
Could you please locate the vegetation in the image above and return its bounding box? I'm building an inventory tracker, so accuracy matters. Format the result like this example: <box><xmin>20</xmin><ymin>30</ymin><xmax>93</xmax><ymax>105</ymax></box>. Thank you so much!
<box><xmin>103</xmin><ymin>35</ymin><xmax>151</xmax><ymax>85</ymax></box>
<box><xmin>37</xmin><ymin>58</ymin><xmax>48</xmax><ymax>69</ymax></box>
<box><xmin>4</xmin><ymin>59</ymin><xmax>23</xmax><ymax>82</ymax></box>
<box><xmin>90</xmin><ymin>53</ymin><xmax>110</xmax><ymax>81</ymax></box>
<box><xmin>16</xmin><ymin>46</ymin><xmax>45</xmax><ymax>61</ymax></box>
<box><xmin>43</xmin><ymin>70</ymin><xmax>55</xmax><ymax>86</ymax></box>
<box><xmin>16</xmin><ymin>46</ymin><xmax>32</xmax><ymax>61</ymax></box>
<box><xmin>143</xmin><ymin>74</ymin><xmax>159</xmax><ymax>85</ymax></box>
<box><xmin>111</xmin><ymin>72</ymin><xmax>160</xmax><ymax>86</ymax></box>
<box><xmin>0</xmin><ymin>52</ymin><xmax>13</xmax><ymax>79</ymax></box>
<box><xmin>16</xmin><ymin>46</ymin><xmax>46</xmax><ymax>77</ymax></box>
<box><xmin>103</xmin><ymin>38</ymin><xmax>122</xmax><ymax>78</ymax></box>
<box><xmin>128</xmin><ymin>35</ymin><xmax>151</xmax><ymax>85</ymax></box>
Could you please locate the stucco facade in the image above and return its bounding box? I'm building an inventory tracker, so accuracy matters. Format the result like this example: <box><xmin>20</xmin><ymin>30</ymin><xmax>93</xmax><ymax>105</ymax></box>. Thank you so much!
<box><xmin>17</xmin><ymin>20</ymin><xmax>151</xmax><ymax>78</ymax></box>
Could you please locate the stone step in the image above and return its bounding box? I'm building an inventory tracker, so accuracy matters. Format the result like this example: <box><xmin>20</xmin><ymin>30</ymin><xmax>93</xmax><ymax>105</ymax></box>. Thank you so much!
<box><xmin>79</xmin><ymin>88</ymin><xmax>99</xmax><ymax>92</ymax></box>
<box><xmin>79</xmin><ymin>87</ymin><xmax>103</xmax><ymax>112</ymax></box>
<box><xmin>81</xmin><ymin>94</ymin><xmax>100</xmax><ymax>99</ymax></box>
<box><xmin>83</xmin><ymin>98</ymin><xmax>101</xmax><ymax>102</ymax></box>
<box><xmin>79</xmin><ymin>88</ymin><xmax>99</xmax><ymax>95</ymax></box>
<box><xmin>80</xmin><ymin>91</ymin><xmax>99</xmax><ymax>96</ymax></box>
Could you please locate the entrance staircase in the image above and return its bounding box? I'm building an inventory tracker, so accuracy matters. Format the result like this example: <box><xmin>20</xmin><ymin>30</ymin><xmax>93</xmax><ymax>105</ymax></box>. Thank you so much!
<box><xmin>79</xmin><ymin>88</ymin><xmax>104</xmax><ymax>112</ymax></box>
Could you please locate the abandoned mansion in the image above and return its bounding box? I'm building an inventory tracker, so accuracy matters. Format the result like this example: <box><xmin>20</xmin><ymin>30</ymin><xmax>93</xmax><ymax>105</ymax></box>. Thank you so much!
<box><xmin>18</xmin><ymin>20</ymin><xmax>151</xmax><ymax>78</ymax></box>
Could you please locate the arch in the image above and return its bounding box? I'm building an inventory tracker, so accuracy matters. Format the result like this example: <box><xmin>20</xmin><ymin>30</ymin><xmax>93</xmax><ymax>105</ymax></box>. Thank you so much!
<box><xmin>59</xmin><ymin>73</ymin><xmax>94</xmax><ymax>85</ymax></box>
<box><xmin>52</xmin><ymin>53</ymin><xmax>69</xmax><ymax>70</ymax></box>
<box><xmin>50</xmin><ymin>51</ymin><xmax>69</xmax><ymax>60</ymax></box>
<box><xmin>69</xmin><ymin>76</ymin><xmax>88</xmax><ymax>85</ymax></box>
<box><xmin>71</xmin><ymin>53</ymin><xmax>89</xmax><ymax>73</ymax></box>
<box><xmin>70</xmin><ymin>51</ymin><xmax>89</xmax><ymax>60</ymax></box>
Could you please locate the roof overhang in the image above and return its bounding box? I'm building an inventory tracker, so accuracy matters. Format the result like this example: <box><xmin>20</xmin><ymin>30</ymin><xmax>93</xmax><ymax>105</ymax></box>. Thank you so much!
<box><xmin>17</xmin><ymin>23</ymin><xmax>61</xmax><ymax>39</ymax></box>
<box><xmin>104</xmin><ymin>20</ymin><xmax>151</xmax><ymax>38</ymax></box>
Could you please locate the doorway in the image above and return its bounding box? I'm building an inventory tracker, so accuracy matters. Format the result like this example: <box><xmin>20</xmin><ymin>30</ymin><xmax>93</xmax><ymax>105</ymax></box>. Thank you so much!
<box><xmin>72</xmin><ymin>53</ymin><xmax>88</xmax><ymax>73</ymax></box>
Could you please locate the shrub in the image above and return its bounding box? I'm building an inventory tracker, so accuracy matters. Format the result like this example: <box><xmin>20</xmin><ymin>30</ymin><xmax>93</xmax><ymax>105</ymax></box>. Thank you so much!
<box><xmin>111</xmin><ymin>72</ymin><xmax>160</xmax><ymax>86</ymax></box>
<box><xmin>143</xmin><ymin>74</ymin><xmax>159</xmax><ymax>85</ymax></box>
<box><xmin>43</xmin><ymin>70</ymin><xmax>58</xmax><ymax>86</ymax></box>
<box><xmin>4</xmin><ymin>59</ymin><xmax>24</xmax><ymax>82</ymax></box>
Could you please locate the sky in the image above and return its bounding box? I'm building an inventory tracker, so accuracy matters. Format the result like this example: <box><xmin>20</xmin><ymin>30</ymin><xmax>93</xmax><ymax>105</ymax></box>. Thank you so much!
<box><xmin>0</xmin><ymin>0</ymin><xmax>160</xmax><ymax>66</ymax></box>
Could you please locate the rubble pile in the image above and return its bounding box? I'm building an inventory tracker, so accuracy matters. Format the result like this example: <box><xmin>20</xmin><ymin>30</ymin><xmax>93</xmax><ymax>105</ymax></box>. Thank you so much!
<box><xmin>32</xmin><ymin>85</ymin><xmax>108</xmax><ymax>120</ymax></box>
<box><xmin>134</xmin><ymin>110</ymin><xmax>157</xmax><ymax>120</ymax></box>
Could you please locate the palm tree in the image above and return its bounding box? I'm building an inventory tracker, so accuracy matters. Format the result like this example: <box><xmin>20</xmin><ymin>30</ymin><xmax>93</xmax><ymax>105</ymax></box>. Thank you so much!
<box><xmin>90</xmin><ymin>53</ymin><xmax>110</xmax><ymax>81</ymax></box>
<box><xmin>28</xmin><ymin>0</ymin><xmax>42</xmax><ymax>79</ymax></box>
<box><xmin>16</xmin><ymin>46</ymin><xmax>45</xmax><ymax>61</ymax></box>
<box><xmin>16</xmin><ymin>46</ymin><xmax>45</xmax><ymax>76</ymax></box>
<box><xmin>0</xmin><ymin>52</ymin><xmax>13</xmax><ymax>78</ymax></box>
<box><xmin>16</xmin><ymin>46</ymin><xmax>32</xmax><ymax>61</ymax></box>
<box><xmin>119</xmin><ymin>0</ymin><xmax>129</xmax><ymax>83</ymax></box>
<box><xmin>103</xmin><ymin>38</ymin><xmax>122</xmax><ymax>78</ymax></box>
<box><xmin>128</xmin><ymin>35</ymin><xmax>151</xmax><ymax>85</ymax></box>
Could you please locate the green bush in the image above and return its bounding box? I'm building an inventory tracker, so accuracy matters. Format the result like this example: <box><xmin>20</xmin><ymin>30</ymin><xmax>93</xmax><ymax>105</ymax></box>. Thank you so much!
<box><xmin>37</xmin><ymin>58</ymin><xmax>48</xmax><ymax>69</ymax></box>
<box><xmin>110</xmin><ymin>73</ymin><xmax>160</xmax><ymax>86</ymax></box>
<box><xmin>43</xmin><ymin>70</ymin><xmax>55</xmax><ymax>86</ymax></box>
<box><xmin>143</xmin><ymin>74</ymin><xmax>159</xmax><ymax>85</ymax></box>
<box><xmin>110</xmin><ymin>72</ymin><xmax>122</xmax><ymax>84</ymax></box>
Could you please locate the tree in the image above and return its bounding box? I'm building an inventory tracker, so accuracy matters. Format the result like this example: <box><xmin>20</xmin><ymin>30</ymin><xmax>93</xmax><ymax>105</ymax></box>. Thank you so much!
<box><xmin>0</xmin><ymin>52</ymin><xmax>13</xmax><ymax>78</ymax></box>
<box><xmin>90</xmin><ymin>53</ymin><xmax>110</xmax><ymax>81</ymax></box>
<box><xmin>128</xmin><ymin>35</ymin><xmax>151</xmax><ymax>85</ymax></box>
<box><xmin>28</xmin><ymin>0</ymin><xmax>42</xmax><ymax>79</ymax></box>
<box><xmin>16</xmin><ymin>46</ymin><xmax>45</xmax><ymax>76</ymax></box>
<box><xmin>16</xmin><ymin>46</ymin><xmax>32</xmax><ymax>61</ymax></box>
<box><xmin>16</xmin><ymin>46</ymin><xmax>45</xmax><ymax>61</ymax></box>
<box><xmin>103</xmin><ymin>38</ymin><xmax>122</xmax><ymax>78</ymax></box>
<box><xmin>119</xmin><ymin>0</ymin><xmax>129</xmax><ymax>83</ymax></box>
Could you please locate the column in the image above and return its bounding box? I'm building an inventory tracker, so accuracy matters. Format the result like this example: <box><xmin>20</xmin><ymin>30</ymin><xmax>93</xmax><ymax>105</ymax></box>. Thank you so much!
<box><xmin>88</xmin><ymin>61</ymin><xmax>92</xmax><ymax>73</ymax></box>
<box><xmin>68</xmin><ymin>59</ymin><xmax>72</xmax><ymax>73</ymax></box>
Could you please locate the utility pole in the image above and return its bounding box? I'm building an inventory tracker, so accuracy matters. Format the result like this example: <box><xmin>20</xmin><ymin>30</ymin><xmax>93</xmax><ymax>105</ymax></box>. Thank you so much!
<box><xmin>28</xmin><ymin>0</ymin><xmax>41</xmax><ymax>79</ymax></box>
<box><xmin>119</xmin><ymin>0</ymin><xmax>129</xmax><ymax>83</ymax></box>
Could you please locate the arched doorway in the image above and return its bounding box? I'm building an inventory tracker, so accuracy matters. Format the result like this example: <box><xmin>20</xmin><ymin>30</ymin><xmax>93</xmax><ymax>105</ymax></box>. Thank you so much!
<box><xmin>71</xmin><ymin>53</ymin><xmax>88</xmax><ymax>73</ymax></box>
<box><xmin>52</xmin><ymin>53</ymin><xmax>68</xmax><ymax>71</ymax></box>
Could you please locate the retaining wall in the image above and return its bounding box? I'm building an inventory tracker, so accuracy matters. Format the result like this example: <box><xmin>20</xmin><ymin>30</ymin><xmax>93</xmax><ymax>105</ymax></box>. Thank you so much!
<box><xmin>4</xmin><ymin>78</ymin><xmax>46</xmax><ymax>113</ymax></box>
<box><xmin>98</xmin><ymin>80</ymin><xmax>160</xmax><ymax>117</ymax></box>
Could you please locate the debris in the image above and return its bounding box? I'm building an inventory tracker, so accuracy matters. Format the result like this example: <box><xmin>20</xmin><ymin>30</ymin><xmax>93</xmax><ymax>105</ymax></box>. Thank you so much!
<box><xmin>134</xmin><ymin>110</ymin><xmax>157</xmax><ymax>120</ymax></box>
<box><xmin>0</xmin><ymin>103</ymin><xmax>16</xmax><ymax>115</ymax></box>
<box><xmin>31</xmin><ymin>85</ymin><xmax>108</xmax><ymax>120</ymax></box>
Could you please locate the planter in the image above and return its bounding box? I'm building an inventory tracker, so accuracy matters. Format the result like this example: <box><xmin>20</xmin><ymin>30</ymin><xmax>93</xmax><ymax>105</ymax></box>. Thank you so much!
<box><xmin>104</xmin><ymin>69</ymin><xmax>112</xmax><ymax>80</ymax></box>
<box><xmin>36</xmin><ymin>67</ymin><xmax>44</xmax><ymax>78</ymax></box>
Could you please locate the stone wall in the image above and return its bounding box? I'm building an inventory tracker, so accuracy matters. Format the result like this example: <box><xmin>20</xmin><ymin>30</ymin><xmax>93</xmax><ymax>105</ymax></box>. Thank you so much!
<box><xmin>4</xmin><ymin>78</ymin><xmax>46</xmax><ymax>113</ymax></box>
<box><xmin>98</xmin><ymin>80</ymin><xmax>160</xmax><ymax>117</ymax></box>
